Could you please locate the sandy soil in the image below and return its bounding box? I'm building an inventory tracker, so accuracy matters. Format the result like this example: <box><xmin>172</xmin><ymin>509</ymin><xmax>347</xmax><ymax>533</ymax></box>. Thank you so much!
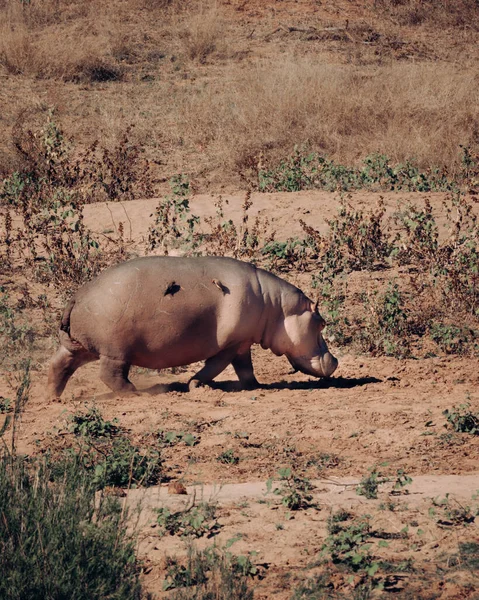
<box><xmin>2</xmin><ymin>190</ymin><xmax>479</xmax><ymax>598</ymax></box>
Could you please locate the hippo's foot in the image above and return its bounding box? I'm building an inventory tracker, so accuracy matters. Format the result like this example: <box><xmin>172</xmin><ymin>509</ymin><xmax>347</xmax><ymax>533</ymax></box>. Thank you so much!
<box><xmin>232</xmin><ymin>349</ymin><xmax>259</xmax><ymax>390</ymax></box>
<box><xmin>47</xmin><ymin>345</ymin><xmax>98</xmax><ymax>400</ymax></box>
<box><xmin>99</xmin><ymin>356</ymin><xmax>137</xmax><ymax>395</ymax></box>
<box><xmin>188</xmin><ymin>378</ymin><xmax>206</xmax><ymax>391</ymax></box>
<box><xmin>188</xmin><ymin>345</ymin><xmax>243</xmax><ymax>392</ymax></box>
<box><xmin>240</xmin><ymin>378</ymin><xmax>260</xmax><ymax>391</ymax></box>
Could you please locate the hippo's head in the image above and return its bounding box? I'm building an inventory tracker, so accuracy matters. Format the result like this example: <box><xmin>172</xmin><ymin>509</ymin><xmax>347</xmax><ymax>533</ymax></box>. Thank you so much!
<box><xmin>279</xmin><ymin>301</ymin><xmax>338</xmax><ymax>379</ymax></box>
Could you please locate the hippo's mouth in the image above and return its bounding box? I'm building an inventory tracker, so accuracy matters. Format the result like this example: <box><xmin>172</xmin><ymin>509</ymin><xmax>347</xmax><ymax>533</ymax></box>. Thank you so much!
<box><xmin>287</xmin><ymin>353</ymin><xmax>338</xmax><ymax>378</ymax></box>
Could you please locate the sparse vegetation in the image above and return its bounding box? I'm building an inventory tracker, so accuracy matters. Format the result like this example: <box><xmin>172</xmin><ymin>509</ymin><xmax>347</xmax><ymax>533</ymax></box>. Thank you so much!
<box><xmin>356</xmin><ymin>467</ymin><xmax>412</xmax><ymax>499</ymax></box>
<box><xmin>156</xmin><ymin>500</ymin><xmax>220</xmax><ymax>538</ymax></box>
<box><xmin>266</xmin><ymin>467</ymin><xmax>315</xmax><ymax>511</ymax></box>
<box><xmin>163</xmin><ymin>545</ymin><xmax>255</xmax><ymax>598</ymax></box>
<box><xmin>53</xmin><ymin>407</ymin><xmax>163</xmax><ymax>489</ymax></box>
<box><xmin>443</xmin><ymin>403</ymin><xmax>479</xmax><ymax>435</ymax></box>
<box><xmin>322</xmin><ymin>512</ymin><xmax>379</xmax><ymax>575</ymax></box>
<box><xmin>217</xmin><ymin>449</ymin><xmax>240</xmax><ymax>465</ymax></box>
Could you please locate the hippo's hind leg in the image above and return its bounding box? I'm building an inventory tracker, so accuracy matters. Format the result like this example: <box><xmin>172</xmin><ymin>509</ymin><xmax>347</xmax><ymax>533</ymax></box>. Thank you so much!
<box><xmin>232</xmin><ymin>348</ymin><xmax>259</xmax><ymax>390</ymax></box>
<box><xmin>99</xmin><ymin>356</ymin><xmax>137</xmax><ymax>395</ymax></box>
<box><xmin>48</xmin><ymin>345</ymin><xmax>98</xmax><ymax>399</ymax></box>
<box><xmin>188</xmin><ymin>345</ymin><xmax>240</xmax><ymax>391</ymax></box>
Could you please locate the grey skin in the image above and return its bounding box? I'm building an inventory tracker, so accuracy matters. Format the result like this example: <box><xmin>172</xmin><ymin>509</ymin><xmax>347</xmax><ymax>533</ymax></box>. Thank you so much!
<box><xmin>47</xmin><ymin>256</ymin><xmax>338</xmax><ymax>398</ymax></box>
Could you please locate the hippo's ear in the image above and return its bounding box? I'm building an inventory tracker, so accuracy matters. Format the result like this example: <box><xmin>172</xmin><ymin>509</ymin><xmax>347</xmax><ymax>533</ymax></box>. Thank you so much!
<box><xmin>310</xmin><ymin>300</ymin><xmax>320</xmax><ymax>314</ymax></box>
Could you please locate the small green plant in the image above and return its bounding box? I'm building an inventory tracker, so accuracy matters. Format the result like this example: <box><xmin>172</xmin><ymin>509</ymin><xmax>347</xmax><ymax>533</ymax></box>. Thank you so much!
<box><xmin>392</xmin><ymin>469</ymin><xmax>413</xmax><ymax>494</ymax></box>
<box><xmin>266</xmin><ymin>467</ymin><xmax>315</xmax><ymax>510</ymax></box>
<box><xmin>357</xmin><ymin>467</ymin><xmax>412</xmax><ymax>500</ymax></box>
<box><xmin>217</xmin><ymin>449</ymin><xmax>240</xmax><ymax>465</ymax></box>
<box><xmin>158</xmin><ymin>430</ymin><xmax>199</xmax><ymax>447</ymax></box>
<box><xmin>356</xmin><ymin>467</ymin><xmax>390</xmax><ymax>500</ymax></box>
<box><xmin>156</xmin><ymin>500</ymin><xmax>220</xmax><ymax>538</ymax></box>
<box><xmin>322</xmin><ymin>513</ymin><xmax>379</xmax><ymax>575</ymax></box>
<box><xmin>443</xmin><ymin>403</ymin><xmax>479</xmax><ymax>435</ymax></box>
<box><xmin>430</xmin><ymin>323</ymin><xmax>477</xmax><ymax>354</ymax></box>
<box><xmin>69</xmin><ymin>405</ymin><xmax>120</xmax><ymax>438</ymax></box>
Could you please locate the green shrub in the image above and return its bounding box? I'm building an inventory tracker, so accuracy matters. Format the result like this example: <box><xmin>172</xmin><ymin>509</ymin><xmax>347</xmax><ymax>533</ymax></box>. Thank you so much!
<box><xmin>56</xmin><ymin>407</ymin><xmax>163</xmax><ymax>489</ymax></box>
<box><xmin>257</xmin><ymin>149</ymin><xmax>455</xmax><ymax>193</ymax></box>
<box><xmin>0</xmin><ymin>455</ymin><xmax>147</xmax><ymax>600</ymax></box>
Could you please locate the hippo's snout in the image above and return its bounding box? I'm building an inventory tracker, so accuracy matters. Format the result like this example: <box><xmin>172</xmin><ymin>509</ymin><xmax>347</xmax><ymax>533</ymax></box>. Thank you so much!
<box><xmin>320</xmin><ymin>352</ymin><xmax>338</xmax><ymax>378</ymax></box>
<box><xmin>287</xmin><ymin>350</ymin><xmax>338</xmax><ymax>379</ymax></box>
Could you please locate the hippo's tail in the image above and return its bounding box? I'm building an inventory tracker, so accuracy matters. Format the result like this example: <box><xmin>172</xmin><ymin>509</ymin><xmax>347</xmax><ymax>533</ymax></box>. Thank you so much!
<box><xmin>60</xmin><ymin>298</ymin><xmax>75</xmax><ymax>335</ymax></box>
<box><xmin>58</xmin><ymin>298</ymin><xmax>87</xmax><ymax>352</ymax></box>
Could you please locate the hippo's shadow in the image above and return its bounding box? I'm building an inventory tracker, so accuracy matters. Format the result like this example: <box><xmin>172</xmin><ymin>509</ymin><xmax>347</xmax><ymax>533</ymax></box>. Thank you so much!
<box><xmin>255</xmin><ymin>376</ymin><xmax>381</xmax><ymax>391</ymax></box>
<box><xmin>141</xmin><ymin>376</ymin><xmax>380</xmax><ymax>395</ymax></box>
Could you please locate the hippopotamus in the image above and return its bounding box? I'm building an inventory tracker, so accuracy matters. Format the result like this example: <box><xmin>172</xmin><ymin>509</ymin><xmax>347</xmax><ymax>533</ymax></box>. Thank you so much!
<box><xmin>47</xmin><ymin>256</ymin><xmax>338</xmax><ymax>398</ymax></box>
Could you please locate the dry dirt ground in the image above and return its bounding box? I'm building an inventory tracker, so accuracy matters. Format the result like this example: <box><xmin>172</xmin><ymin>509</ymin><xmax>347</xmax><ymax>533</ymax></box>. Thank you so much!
<box><xmin>3</xmin><ymin>191</ymin><xmax>478</xmax><ymax>599</ymax></box>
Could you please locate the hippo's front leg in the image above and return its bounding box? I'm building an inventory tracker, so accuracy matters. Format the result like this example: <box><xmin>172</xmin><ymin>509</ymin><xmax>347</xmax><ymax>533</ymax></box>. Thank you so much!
<box><xmin>232</xmin><ymin>347</ymin><xmax>259</xmax><ymax>390</ymax></box>
<box><xmin>188</xmin><ymin>345</ymin><xmax>241</xmax><ymax>390</ymax></box>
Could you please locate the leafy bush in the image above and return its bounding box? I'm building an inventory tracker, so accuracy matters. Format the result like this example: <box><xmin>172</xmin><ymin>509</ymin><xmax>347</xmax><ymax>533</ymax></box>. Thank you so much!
<box><xmin>147</xmin><ymin>174</ymin><xmax>200</xmax><ymax>254</ymax></box>
<box><xmin>0</xmin><ymin>455</ymin><xmax>146</xmax><ymax>600</ymax></box>
<box><xmin>354</xmin><ymin>283</ymin><xmax>412</xmax><ymax>358</ymax></box>
<box><xmin>54</xmin><ymin>408</ymin><xmax>163</xmax><ymax>489</ymax></box>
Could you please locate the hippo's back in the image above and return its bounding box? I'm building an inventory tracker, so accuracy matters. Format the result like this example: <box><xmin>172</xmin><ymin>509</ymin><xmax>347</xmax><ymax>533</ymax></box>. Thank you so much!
<box><xmin>68</xmin><ymin>256</ymin><xmax>265</xmax><ymax>367</ymax></box>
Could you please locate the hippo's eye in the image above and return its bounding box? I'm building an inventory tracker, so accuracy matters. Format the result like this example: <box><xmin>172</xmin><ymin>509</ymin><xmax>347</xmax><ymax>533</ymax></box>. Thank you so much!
<box><xmin>312</xmin><ymin>313</ymin><xmax>326</xmax><ymax>331</ymax></box>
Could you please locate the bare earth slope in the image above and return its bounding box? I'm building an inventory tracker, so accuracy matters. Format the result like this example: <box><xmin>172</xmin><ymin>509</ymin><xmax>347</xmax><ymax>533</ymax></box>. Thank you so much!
<box><xmin>5</xmin><ymin>190</ymin><xmax>478</xmax><ymax>598</ymax></box>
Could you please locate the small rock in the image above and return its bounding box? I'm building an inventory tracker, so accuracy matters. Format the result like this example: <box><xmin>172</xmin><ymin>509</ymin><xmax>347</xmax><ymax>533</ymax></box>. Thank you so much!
<box><xmin>168</xmin><ymin>481</ymin><xmax>188</xmax><ymax>495</ymax></box>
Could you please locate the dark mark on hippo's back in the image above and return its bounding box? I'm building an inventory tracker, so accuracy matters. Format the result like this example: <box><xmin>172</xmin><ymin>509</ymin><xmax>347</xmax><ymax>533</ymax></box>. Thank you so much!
<box><xmin>47</xmin><ymin>256</ymin><xmax>339</xmax><ymax>399</ymax></box>
<box><xmin>164</xmin><ymin>281</ymin><xmax>181</xmax><ymax>296</ymax></box>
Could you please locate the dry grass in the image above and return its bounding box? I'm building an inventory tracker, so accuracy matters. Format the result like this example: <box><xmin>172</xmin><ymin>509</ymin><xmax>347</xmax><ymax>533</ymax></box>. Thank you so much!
<box><xmin>0</xmin><ymin>1</ymin><xmax>124</xmax><ymax>81</ymax></box>
<box><xmin>174</xmin><ymin>58</ymin><xmax>479</xmax><ymax>177</ymax></box>
<box><xmin>178</xmin><ymin>4</ymin><xmax>228</xmax><ymax>64</ymax></box>
<box><xmin>1</xmin><ymin>0</ymin><xmax>479</xmax><ymax>189</ymax></box>
<box><xmin>375</xmin><ymin>0</ymin><xmax>479</xmax><ymax>29</ymax></box>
